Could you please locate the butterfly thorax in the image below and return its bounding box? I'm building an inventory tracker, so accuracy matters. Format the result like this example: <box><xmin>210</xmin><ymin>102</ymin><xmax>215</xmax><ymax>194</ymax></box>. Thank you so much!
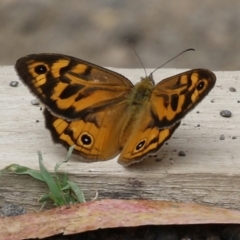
<box><xmin>129</xmin><ymin>76</ymin><xmax>154</xmax><ymax>105</ymax></box>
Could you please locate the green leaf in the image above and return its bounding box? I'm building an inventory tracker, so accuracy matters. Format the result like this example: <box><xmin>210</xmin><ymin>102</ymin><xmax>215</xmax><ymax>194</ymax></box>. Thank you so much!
<box><xmin>0</xmin><ymin>146</ymin><xmax>85</xmax><ymax>208</ymax></box>
<box><xmin>0</xmin><ymin>164</ymin><xmax>44</xmax><ymax>181</ymax></box>
<box><xmin>67</xmin><ymin>180</ymin><xmax>85</xmax><ymax>203</ymax></box>
<box><xmin>38</xmin><ymin>151</ymin><xmax>66</xmax><ymax>206</ymax></box>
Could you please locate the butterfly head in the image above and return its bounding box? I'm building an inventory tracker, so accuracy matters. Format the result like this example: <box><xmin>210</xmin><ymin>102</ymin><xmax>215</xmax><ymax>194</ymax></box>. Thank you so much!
<box><xmin>140</xmin><ymin>73</ymin><xmax>155</xmax><ymax>87</ymax></box>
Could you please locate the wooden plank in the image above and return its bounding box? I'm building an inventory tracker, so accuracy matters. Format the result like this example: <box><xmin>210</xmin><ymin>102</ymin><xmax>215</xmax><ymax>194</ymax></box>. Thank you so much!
<box><xmin>0</xmin><ymin>66</ymin><xmax>240</xmax><ymax>211</ymax></box>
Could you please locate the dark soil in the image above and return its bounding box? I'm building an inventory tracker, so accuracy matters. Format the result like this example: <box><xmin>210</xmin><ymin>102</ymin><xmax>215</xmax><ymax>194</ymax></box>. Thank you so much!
<box><xmin>44</xmin><ymin>224</ymin><xmax>240</xmax><ymax>240</ymax></box>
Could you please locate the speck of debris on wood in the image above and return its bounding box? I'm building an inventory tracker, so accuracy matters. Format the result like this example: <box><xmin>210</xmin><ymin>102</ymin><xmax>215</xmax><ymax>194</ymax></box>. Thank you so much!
<box><xmin>182</xmin><ymin>123</ymin><xmax>187</xmax><ymax>126</ymax></box>
<box><xmin>165</xmin><ymin>142</ymin><xmax>168</xmax><ymax>145</ymax></box>
<box><xmin>35</xmin><ymin>119</ymin><xmax>39</xmax><ymax>123</ymax></box>
<box><xmin>238</xmin><ymin>100</ymin><xmax>240</xmax><ymax>103</ymax></box>
<box><xmin>196</xmin><ymin>111</ymin><xmax>200</xmax><ymax>114</ymax></box>
<box><xmin>155</xmin><ymin>158</ymin><xmax>162</xmax><ymax>162</ymax></box>
<box><xmin>211</xmin><ymin>99</ymin><xmax>215</xmax><ymax>103</ymax></box>
<box><xmin>229</xmin><ymin>87</ymin><xmax>237</xmax><ymax>92</ymax></box>
<box><xmin>31</xmin><ymin>98</ymin><xmax>40</xmax><ymax>106</ymax></box>
<box><xmin>178</xmin><ymin>151</ymin><xmax>186</xmax><ymax>156</ymax></box>
<box><xmin>220</xmin><ymin>134</ymin><xmax>225</xmax><ymax>140</ymax></box>
<box><xmin>0</xmin><ymin>203</ymin><xmax>26</xmax><ymax>217</ymax></box>
<box><xmin>197</xmin><ymin>124</ymin><xmax>200</xmax><ymax>127</ymax></box>
<box><xmin>9</xmin><ymin>81</ymin><xmax>18</xmax><ymax>87</ymax></box>
<box><xmin>232</xmin><ymin>136</ymin><xmax>237</xmax><ymax>139</ymax></box>
<box><xmin>220</xmin><ymin>110</ymin><xmax>232</xmax><ymax>118</ymax></box>
<box><xmin>40</xmin><ymin>107</ymin><xmax>42</xmax><ymax>111</ymax></box>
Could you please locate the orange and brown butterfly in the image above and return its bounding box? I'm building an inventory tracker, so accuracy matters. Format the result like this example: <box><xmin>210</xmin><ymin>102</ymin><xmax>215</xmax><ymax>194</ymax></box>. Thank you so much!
<box><xmin>15</xmin><ymin>54</ymin><xmax>216</xmax><ymax>166</ymax></box>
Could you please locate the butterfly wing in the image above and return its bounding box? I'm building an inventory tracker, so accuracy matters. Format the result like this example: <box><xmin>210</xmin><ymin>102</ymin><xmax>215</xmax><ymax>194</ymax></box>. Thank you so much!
<box><xmin>43</xmin><ymin>101</ymin><xmax>127</xmax><ymax>161</ymax></box>
<box><xmin>15</xmin><ymin>54</ymin><xmax>133</xmax><ymax>120</ymax></box>
<box><xmin>150</xmin><ymin>69</ymin><xmax>216</xmax><ymax>128</ymax></box>
<box><xmin>119</xmin><ymin>120</ymin><xmax>181</xmax><ymax>166</ymax></box>
<box><xmin>15</xmin><ymin>53</ymin><xmax>134</xmax><ymax>161</ymax></box>
<box><xmin>118</xmin><ymin>69</ymin><xmax>216</xmax><ymax>165</ymax></box>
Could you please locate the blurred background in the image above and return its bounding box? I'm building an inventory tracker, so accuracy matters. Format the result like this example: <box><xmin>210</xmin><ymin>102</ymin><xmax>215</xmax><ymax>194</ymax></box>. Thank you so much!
<box><xmin>0</xmin><ymin>0</ymin><xmax>239</xmax><ymax>70</ymax></box>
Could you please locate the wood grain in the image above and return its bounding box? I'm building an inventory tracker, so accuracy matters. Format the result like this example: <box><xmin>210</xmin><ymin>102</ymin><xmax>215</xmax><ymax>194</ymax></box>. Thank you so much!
<box><xmin>0</xmin><ymin>67</ymin><xmax>239</xmax><ymax>211</ymax></box>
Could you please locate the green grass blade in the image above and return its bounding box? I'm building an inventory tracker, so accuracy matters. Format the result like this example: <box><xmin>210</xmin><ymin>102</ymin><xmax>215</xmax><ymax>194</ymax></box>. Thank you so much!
<box><xmin>54</xmin><ymin>145</ymin><xmax>75</xmax><ymax>173</ymax></box>
<box><xmin>67</xmin><ymin>180</ymin><xmax>85</xmax><ymax>203</ymax></box>
<box><xmin>0</xmin><ymin>164</ymin><xmax>44</xmax><ymax>181</ymax></box>
<box><xmin>38</xmin><ymin>151</ymin><xmax>66</xmax><ymax>206</ymax></box>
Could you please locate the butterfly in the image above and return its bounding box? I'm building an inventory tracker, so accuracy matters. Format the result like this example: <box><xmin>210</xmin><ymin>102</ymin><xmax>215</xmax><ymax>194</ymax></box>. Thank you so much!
<box><xmin>15</xmin><ymin>54</ymin><xmax>216</xmax><ymax>166</ymax></box>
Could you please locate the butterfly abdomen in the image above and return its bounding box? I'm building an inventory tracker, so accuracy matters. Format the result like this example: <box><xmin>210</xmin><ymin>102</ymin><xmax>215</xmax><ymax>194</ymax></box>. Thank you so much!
<box><xmin>118</xmin><ymin>78</ymin><xmax>155</xmax><ymax>148</ymax></box>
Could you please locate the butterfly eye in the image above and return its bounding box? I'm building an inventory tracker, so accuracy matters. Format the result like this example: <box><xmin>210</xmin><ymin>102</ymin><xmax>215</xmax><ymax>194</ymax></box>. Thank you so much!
<box><xmin>34</xmin><ymin>64</ymin><xmax>48</xmax><ymax>74</ymax></box>
<box><xmin>196</xmin><ymin>81</ymin><xmax>205</xmax><ymax>91</ymax></box>
<box><xmin>135</xmin><ymin>139</ymin><xmax>146</xmax><ymax>151</ymax></box>
<box><xmin>79</xmin><ymin>132</ymin><xmax>93</xmax><ymax>147</ymax></box>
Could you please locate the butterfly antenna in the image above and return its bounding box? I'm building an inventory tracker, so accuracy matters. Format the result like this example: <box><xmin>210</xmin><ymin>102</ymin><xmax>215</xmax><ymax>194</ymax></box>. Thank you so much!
<box><xmin>126</xmin><ymin>39</ymin><xmax>148</xmax><ymax>78</ymax></box>
<box><xmin>150</xmin><ymin>48</ymin><xmax>195</xmax><ymax>75</ymax></box>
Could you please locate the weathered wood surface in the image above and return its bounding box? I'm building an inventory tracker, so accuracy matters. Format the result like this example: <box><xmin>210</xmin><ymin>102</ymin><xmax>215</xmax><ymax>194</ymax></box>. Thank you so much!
<box><xmin>0</xmin><ymin>66</ymin><xmax>240</xmax><ymax>211</ymax></box>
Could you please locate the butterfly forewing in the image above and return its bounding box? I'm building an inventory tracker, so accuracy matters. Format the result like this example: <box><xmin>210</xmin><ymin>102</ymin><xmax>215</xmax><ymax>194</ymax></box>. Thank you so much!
<box><xmin>15</xmin><ymin>54</ymin><xmax>133</xmax><ymax>120</ymax></box>
<box><xmin>150</xmin><ymin>69</ymin><xmax>216</xmax><ymax>128</ymax></box>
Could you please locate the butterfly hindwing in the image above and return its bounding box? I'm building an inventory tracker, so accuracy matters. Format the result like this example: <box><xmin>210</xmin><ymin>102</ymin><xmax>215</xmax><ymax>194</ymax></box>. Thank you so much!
<box><xmin>119</xmin><ymin>121</ymin><xmax>181</xmax><ymax>165</ymax></box>
<box><xmin>44</xmin><ymin>100</ymin><xmax>128</xmax><ymax>161</ymax></box>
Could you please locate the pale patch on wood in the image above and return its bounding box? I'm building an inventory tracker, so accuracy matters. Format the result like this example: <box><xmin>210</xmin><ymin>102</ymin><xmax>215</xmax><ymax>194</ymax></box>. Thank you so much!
<box><xmin>0</xmin><ymin>67</ymin><xmax>240</xmax><ymax>211</ymax></box>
